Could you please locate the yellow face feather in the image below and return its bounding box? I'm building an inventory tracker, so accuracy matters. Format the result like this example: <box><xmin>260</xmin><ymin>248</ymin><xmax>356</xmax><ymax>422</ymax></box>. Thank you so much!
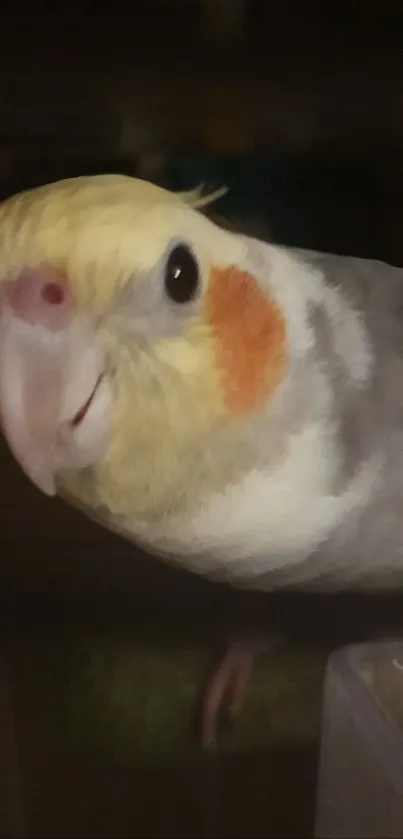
<box><xmin>0</xmin><ymin>175</ymin><xmax>239</xmax><ymax>310</ymax></box>
<box><xmin>0</xmin><ymin>175</ymin><xmax>287</xmax><ymax>523</ymax></box>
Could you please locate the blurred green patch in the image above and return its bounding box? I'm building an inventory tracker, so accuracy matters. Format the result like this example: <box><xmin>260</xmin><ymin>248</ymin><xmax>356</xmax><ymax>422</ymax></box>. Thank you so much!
<box><xmin>46</xmin><ymin>633</ymin><xmax>327</xmax><ymax>763</ymax></box>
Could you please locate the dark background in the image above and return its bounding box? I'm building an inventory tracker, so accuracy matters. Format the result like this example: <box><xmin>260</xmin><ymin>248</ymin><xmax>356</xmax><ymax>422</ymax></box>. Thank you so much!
<box><xmin>1</xmin><ymin>2</ymin><xmax>403</xmax><ymax>837</ymax></box>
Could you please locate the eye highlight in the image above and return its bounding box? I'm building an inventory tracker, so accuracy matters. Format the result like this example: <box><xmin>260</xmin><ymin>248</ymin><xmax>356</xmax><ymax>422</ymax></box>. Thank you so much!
<box><xmin>164</xmin><ymin>243</ymin><xmax>200</xmax><ymax>304</ymax></box>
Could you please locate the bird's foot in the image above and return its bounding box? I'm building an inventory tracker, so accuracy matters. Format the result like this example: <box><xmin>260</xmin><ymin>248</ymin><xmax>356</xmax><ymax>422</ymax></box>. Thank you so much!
<box><xmin>197</xmin><ymin>635</ymin><xmax>282</xmax><ymax>750</ymax></box>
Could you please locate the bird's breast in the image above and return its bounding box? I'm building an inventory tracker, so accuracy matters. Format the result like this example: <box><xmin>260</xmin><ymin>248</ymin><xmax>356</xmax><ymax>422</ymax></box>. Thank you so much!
<box><xmin>117</xmin><ymin>425</ymin><xmax>379</xmax><ymax>589</ymax></box>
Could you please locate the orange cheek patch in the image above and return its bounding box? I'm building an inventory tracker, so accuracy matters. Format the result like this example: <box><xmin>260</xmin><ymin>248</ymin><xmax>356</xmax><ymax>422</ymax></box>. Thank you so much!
<box><xmin>206</xmin><ymin>266</ymin><xmax>286</xmax><ymax>414</ymax></box>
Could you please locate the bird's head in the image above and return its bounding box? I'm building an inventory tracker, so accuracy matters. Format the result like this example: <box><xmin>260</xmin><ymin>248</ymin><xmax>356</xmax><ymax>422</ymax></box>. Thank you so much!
<box><xmin>0</xmin><ymin>175</ymin><xmax>286</xmax><ymax>520</ymax></box>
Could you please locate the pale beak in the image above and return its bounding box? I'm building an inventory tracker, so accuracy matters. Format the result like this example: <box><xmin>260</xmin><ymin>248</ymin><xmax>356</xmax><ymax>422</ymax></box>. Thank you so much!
<box><xmin>0</xmin><ymin>267</ymin><xmax>112</xmax><ymax>495</ymax></box>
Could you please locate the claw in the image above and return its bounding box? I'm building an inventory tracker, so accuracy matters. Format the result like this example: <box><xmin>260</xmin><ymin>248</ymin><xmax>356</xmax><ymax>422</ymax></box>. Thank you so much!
<box><xmin>198</xmin><ymin>636</ymin><xmax>282</xmax><ymax>749</ymax></box>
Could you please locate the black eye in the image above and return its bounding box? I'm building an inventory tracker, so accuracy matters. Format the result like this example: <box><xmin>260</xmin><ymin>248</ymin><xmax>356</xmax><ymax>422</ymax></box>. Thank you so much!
<box><xmin>164</xmin><ymin>244</ymin><xmax>200</xmax><ymax>303</ymax></box>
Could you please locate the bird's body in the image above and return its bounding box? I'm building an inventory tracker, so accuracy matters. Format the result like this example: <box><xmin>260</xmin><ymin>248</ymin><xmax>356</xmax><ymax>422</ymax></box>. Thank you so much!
<box><xmin>60</xmin><ymin>235</ymin><xmax>403</xmax><ymax>595</ymax></box>
<box><xmin>0</xmin><ymin>173</ymin><xmax>403</xmax><ymax>597</ymax></box>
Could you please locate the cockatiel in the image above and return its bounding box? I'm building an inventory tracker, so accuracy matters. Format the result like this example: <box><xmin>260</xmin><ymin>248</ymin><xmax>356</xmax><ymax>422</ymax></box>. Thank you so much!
<box><xmin>1</xmin><ymin>174</ymin><xmax>403</xmax><ymax>745</ymax></box>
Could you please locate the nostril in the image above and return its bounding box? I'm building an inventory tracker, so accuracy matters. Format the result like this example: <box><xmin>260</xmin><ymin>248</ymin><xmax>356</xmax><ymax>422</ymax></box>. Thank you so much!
<box><xmin>3</xmin><ymin>267</ymin><xmax>72</xmax><ymax>331</ymax></box>
<box><xmin>41</xmin><ymin>282</ymin><xmax>65</xmax><ymax>305</ymax></box>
